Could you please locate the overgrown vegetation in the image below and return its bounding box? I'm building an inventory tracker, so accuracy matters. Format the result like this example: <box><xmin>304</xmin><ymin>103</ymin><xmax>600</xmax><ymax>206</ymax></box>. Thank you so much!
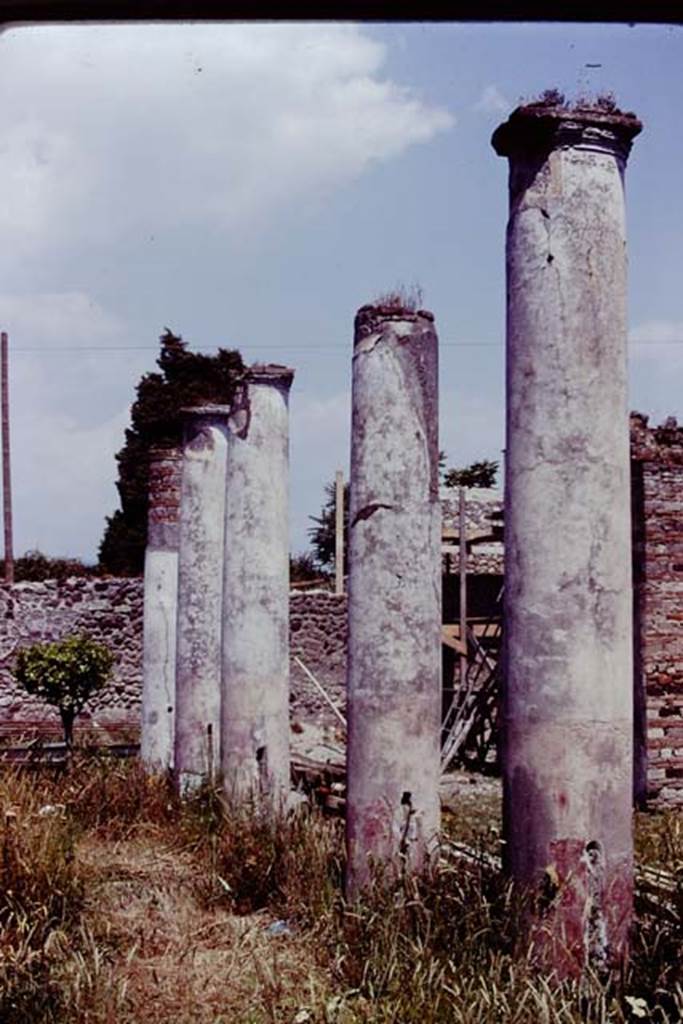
<box><xmin>290</xmin><ymin>552</ymin><xmax>322</xmax><ymax>584</ymax></box>
<box><xmin>13</xmin><ymin>635</ymin><xmax>114</xmax><ymax>748</ymax></box>
<box><xmin>0</xmin><ymin>550</ymin><xmax>96</xmax><ymax>582</ymax></box>
<box><xmin>0</xmin><ymin>758</ymin><xmax>680</xmax><ymax>1023</ymax></box>
<box><xmin>372</xmin><ymin>283</ymin><xmax>424</xmax><ymax>312</ymax></box>
<box><xmin>443</xmin><ymin>458</ymin><xmax>499</xmax><ymax>489</ymax></box>
<box><xmin>526</xmin><ymin>88</ymin><xmax>636</xmax><ymax>119</ymax></box>
<box><xmin>98</xmin><ymin>329</ymin><xmax>244</xmax><ymax>577</ymax></box>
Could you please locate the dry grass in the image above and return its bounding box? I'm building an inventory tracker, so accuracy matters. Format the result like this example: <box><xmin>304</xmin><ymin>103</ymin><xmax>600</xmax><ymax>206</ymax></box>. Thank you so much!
<box><xmin>74</xmin><ymin>832</ymin><xmax>336</xmax><ymax>1024</ymax></box>
<box><xmin>0</xmin><ymin>759</ymin><xmax>681</xmax><ymax>1023</ymax></box>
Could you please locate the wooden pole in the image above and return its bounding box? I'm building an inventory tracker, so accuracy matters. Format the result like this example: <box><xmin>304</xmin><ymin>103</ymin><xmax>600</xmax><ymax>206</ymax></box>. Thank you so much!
<box><xmin>459</xmin><ymin>487</ymin><xmax>467</xmax><ymax>688</ymax></box>
<box><xmin>1</xmin><ymin>333</ymin><xmax>13</xmax><ymax>585</ymax></box>
<box><xmin>335</xmin><ymin>469</ymin><xmax>344</xmax><ymax>596</ymax></box>
<box><xmin>293</xmin><ymin>655</ymin><xmax>347</xmax><ymax>729</ymax></box>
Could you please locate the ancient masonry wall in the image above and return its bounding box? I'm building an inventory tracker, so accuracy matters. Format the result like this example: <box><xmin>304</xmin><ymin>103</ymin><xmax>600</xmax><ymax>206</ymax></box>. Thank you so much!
<box><xmin>0</xmin><ymin>578</ymin><xmax>143</xmax><ymax>731</ymax></box>
<box><xmin>0</xmin><ymin>440</ymin><xmax>680</xmax><ymax>810</ymax></box>
<box><xmin>441</xmin><ymin>488</ymin><xmax>504</xmax><ymax>575</ymax></box>
<box><xmin>0</xmin><ymin>581</ymin><xmax>347</xmax><ymax>732</ymax></box>
<box><xmin>631</xmin><ymin>413</ymin><xmax>683</xmax><ymax>807</ymax></box>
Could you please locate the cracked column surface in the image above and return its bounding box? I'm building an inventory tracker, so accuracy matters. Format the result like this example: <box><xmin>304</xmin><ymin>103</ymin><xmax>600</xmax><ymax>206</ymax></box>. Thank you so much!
<box><xmin>345</xmin><ymin>304</ymin><xmax>441</xmax><ymax>897</ymax></box>
<box><xmin>141</xmin><ymin>447</ymin><xmax>182</xmax><ymax>772</ymax></box>
<box><xmin>174</xmin><ymin>406</ymin><xmax>229</xmax><ymax>795</ymax></box>
<box><xmin>492</xmin><ymin>101</ymin><xmax>642</xmax><ymax>975</ymax></box>
<box><xmin>221</xmin><ymin>364</ymin><xmax>294</xmax><ymax>803</ymax></box>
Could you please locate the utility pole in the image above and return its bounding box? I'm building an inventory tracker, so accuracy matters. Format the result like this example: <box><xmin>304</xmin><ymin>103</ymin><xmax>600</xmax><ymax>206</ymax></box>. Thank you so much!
<box><xmin>1</xmin><ymin>332</ymin><xmax>13</xmax><ymax>585</ymax></box>
<box><xmin>335</xmin><ymin>469</ymin><xmax>345</xmax><ymax>596</ymax></box>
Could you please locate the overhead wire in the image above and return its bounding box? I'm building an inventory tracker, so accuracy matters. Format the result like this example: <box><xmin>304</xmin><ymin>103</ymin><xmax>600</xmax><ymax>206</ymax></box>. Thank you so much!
<box><xmin>7</xmin><ymin>339</ymin><xmax>683</xmax><ymax>354</ymax></box>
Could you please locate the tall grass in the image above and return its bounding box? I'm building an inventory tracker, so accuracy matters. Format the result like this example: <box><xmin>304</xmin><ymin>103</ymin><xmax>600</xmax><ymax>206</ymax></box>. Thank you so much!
<box><xmin>183</xmin><ymin>787</ymin><xmax>344</xmax><ymax>923</ymax></box>
<box><xmin>0</xmin><ymin>758</ymin><xmax>680</xmax><ymax>1023</ymax></box>
<box><xmin>0</xmin><ymin>770</ymin><xmax>84</xmax><ymax>1023</ymax></box>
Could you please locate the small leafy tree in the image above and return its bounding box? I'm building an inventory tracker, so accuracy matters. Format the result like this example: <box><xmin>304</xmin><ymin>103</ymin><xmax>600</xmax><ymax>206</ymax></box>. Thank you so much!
<box><xmin>13</xmin><ymin>634</ymin><xmax>115</xmax><ymax>748</ymax></box>
<box><xmin>443</xmin><ymin>459</ymin><xmax>499</xmax><ymax>490</ymax></box>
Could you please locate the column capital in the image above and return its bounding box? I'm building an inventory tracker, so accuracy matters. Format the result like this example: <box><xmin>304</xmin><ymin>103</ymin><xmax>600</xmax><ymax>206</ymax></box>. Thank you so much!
<box><xmin>354</xmin><ymin>304</ymin><xmax>435</xmax><ymax>345</ymax></box>
<box><xmin>247</xmin><ymin>363</ymin><xmax>295</xmax><ymax>391</ymax></box>
<box><xmin>492</xmin><ymin>101</ymin><xmax>642</xmax><ymax>165</ymax></box>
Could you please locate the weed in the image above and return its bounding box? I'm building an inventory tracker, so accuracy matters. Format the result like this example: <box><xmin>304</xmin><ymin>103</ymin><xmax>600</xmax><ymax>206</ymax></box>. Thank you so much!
<box><xmin>0</xmin><ymin>770</ymin><xmax>84</xmax><ymax>1022</ymax></box>
<box><xmin>373</xmin><ymin>282</ymin><xmax>424</xmax><ymax>313</ymax></box>
<box><xmin>189</xmin><ymin>789</ymin><xmax>343</xmax><ymax>923</ymax></box>
<box><xmin>62</xmin><ymin>753</ymin><xmax>179</xmax><ymax>838</ymax></box>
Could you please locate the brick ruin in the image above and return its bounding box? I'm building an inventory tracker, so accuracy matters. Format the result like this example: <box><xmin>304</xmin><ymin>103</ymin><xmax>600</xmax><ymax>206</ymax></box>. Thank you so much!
<box><xmin>440</xmin><ymin>414</ymin><xmax>683</xmax><ymax>808</ymax></box>
<box><xmin>631</xmin><ymin>412</ymin><xmax>683</xmax><ymax>807</ymax></box>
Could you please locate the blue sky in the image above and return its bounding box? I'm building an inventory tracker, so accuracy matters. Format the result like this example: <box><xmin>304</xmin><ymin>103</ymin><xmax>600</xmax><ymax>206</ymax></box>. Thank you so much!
<box><xmin>0</xmin><ymin>21</ymin><xmax>681</xmax><ymax>561</ymax></box>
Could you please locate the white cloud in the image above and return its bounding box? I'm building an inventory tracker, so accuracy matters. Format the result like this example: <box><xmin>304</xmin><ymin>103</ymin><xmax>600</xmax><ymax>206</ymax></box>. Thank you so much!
<box><xmin>13</xmin><ymin>406</ymin><xmax>129</xmax><ymax>559</ymax></box>
<box><xmin>473</xmin><ymin>84</ymin><xmax>511</xmax><ymax>116</ymax></box>
<box><xmin>0</xmin><ymin>291</ymin><xmax>151</xmax><ymax>559</ymax></box>
<box><xmin>0</xmin><ymin>291</ymin><xmax>145</xmax><ymax>419</ymax></box>
<box><xmin>1</xmin><ymin>292</ymin><xmax>121</xmax><ymax>348</ymax></box>
<box><xmin>0</xmin><ymin>24</ymin><xmax>456</xmax><ymax>560</ymax></box>
<box><xmin>0</xmin><ymin>24</ymin><xmax>454</xmax><ymax>250</ymax></box>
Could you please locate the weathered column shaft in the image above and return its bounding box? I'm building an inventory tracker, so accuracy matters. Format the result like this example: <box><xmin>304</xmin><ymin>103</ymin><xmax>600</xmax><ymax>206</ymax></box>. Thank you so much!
<box><xmin>174</xmin><ymin>406</ymin><xmax>229</xmax><ymax>794</ymax></box>
<box><xmin>493</xmin><ymin>101</ymin><xmax>642</xmax><ymax>974</ymax></box>
<box><xmin>141</xmin><ymin>447</ymin><xmax>182</xmax><ymax>771</ymax></box>
<box><xmin>221</xmin><ymin>365</ymin><xmax>294</xmax><ymax>802</ymax></box>
<box><xmin>346</xmin><ymin>304</ymin><xmax>441</xmax><ymax>896</ymax></box>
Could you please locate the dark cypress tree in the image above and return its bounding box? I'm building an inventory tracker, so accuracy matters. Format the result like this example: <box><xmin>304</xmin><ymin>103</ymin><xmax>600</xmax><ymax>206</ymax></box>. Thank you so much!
<box><xmin>308</xmin><ymin>479</ymin><xmax>350</xmax><ymax>573</ymax></box>
<box><xmin>98</xmin><ymin>329</ymin><xmax>244</xmax><ymax>576</ymax></box>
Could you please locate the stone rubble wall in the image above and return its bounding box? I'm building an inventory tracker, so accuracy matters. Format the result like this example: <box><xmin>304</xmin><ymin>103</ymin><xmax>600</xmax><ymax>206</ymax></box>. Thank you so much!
<box><xmin>289</xmin><ymin>591</ymin><xmax>347</xmax><ymax>721</ymax></box>
<box><xmin>0</xmin><ymin>579</ymin><xmax>347</xmax><ymax>733</ymax></box>
<box><xmin>0</xmin><ymin>578</ymin><xmax>143</xmax><ymax>731</ymax></box>
<box><xmin>0</xmin><ymin>438</ymin><xmax>680</xmax><ymax>810</ymax></box>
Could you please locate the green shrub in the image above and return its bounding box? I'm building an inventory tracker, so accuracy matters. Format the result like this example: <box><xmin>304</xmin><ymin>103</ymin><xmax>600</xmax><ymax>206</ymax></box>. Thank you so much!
<box><xmin>13</xmin><ymin>635</ymin><xmax>115</xmax><ymax>748</ymax></box>
<box><xmin>1</xmin><ymin>549</ymin><xmax>97</xmax><ymax>583</ymax></box>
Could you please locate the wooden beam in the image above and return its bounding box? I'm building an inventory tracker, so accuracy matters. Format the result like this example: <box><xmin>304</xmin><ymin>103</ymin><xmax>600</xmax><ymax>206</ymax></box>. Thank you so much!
<box><xmin>459</xmin><ymin>487</ymin><xmax>468</xmax><ymax>688</ymax></box>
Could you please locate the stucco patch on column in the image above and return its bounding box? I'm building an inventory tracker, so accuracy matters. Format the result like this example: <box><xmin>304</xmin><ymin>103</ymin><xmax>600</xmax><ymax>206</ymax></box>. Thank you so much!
<box><xmin>141</xmin><ymin>446</ymin><xmax>182</xmax><ymax>772</ymax></box>
<box><xmin>345</xmin><ymin>304</ymin><xmax>441</xmax><ymax>897</ymax></box>
<box><xmin>492</xmin><ymin>99</ymin><xmax>642</xmax><ymax>975</ymax></box>
<box><xmin>221</xmin><ymin>365</ymin><xmax>294</xmax><ymax>803</ymax></box>
<box><xmin>174</xmin><ymin>405</ymin><xmax>230</xmax><ymax>795</ymax></box>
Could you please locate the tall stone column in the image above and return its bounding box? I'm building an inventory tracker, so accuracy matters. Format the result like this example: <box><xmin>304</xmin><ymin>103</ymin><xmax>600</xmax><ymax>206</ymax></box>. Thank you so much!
<box><xmin>492</xmin><ymin>100</ymin><xmax>642</xmax><ymax>974</ymax></box>
<box><xmin>174</xmin><ymin>406</ymin><xmax>229</xmax><ymax>795</ymax></box>
<box><xmin>221</xmin><ymin>365</ymin><xmax>294</xmax><ymax>803</ymax></box>
<box><xmin>345</xmin><ymin>304</ymin><xmax>441</xmax><ymax>896</ymax></box>
<box><xmin>141</xmin><ymin>446</ymin><xmax>182</xmax><ymax>771</ymax></box>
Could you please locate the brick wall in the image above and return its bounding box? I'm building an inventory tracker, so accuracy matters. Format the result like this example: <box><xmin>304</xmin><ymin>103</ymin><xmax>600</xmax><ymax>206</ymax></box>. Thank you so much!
<box><xmin>631</xmin><ymin>413</ymin><xmax>683</xmax><ymax>806</ymax></box>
